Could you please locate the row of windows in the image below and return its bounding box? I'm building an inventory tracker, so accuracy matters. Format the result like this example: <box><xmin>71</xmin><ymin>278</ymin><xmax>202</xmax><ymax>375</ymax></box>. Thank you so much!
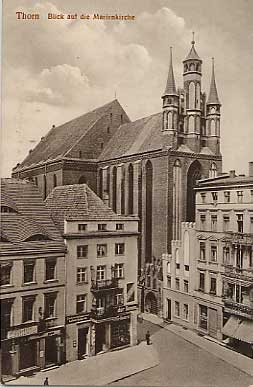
<box><xmin>167</xmin><ymin>277</ymin><xmax>189</xmax><ymax>293</ymax></box>
<box><xmin>167</xmin><ymin>263</ymin><xmax>189</xmax><ymax>274</ymax></box>
<box><xmin>77</xmin><ymin>263</ymin><xmax>124</xmax><ymax>283</ymax></box>
<box><xmin>78</xmin><ymin>223</ymin><xmax>124</xmax><ymax>232</ymax></box>
<box><xmin>174</xmin><ymin>301</ymin><xmax>189</xmax><ymax>320</ymax></box>
<box><xmin>0</xmin><ymin>259</ymin><xmax>57</xmax><ymax>287</ymax></box>
<box><xmin>200</xmin><ymin>190</ymin><xmax>253</xmax><ymax>204</ymax></box>
<box><xmin>199</xmin><ymin>213</ymin><xmax>253</xmax><ymax>233</ymax></box>
<box><xmin>77</xmin><ymin>243</ymin><xmax>125</xmax><ymax>258</ymax></box>
<box><xmin>198</xmin><ymin>272</ymin><xmax>217</xmax><ymax>295</ymax></box>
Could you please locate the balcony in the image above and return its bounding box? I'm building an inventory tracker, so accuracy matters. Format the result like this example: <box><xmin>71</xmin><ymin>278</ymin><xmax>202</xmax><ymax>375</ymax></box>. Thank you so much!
<box><xmin>223</xmin><ymin>298</ymin><xmax>253</xmax><ymax>319</ymax></box>
<box><xmin>91</xmin><ymin>279</ymin><xmax>119</xmax><ymax>292</ymax></box>
<box><xmin>223</xmin><ymin>266</ymin><xmax>253</xmax><ymax>282</ymax></box>
<box><xmin>90</xmin><ymin>304</ymin><xmax>126</xmax><ymax>320</ymax></box>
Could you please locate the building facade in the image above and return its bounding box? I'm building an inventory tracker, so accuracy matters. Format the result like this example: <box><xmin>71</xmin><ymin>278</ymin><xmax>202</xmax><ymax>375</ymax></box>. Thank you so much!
<box><xmin>12</xmin><ymin>38</ymin><xmax>223</xmax><ymax>314</ymax></box>
<box><xmin>0</xmin><ymin>179</ymin><xmax>66</xmax><ymax>380</ymax></box>
<box><xmin>45</xmin><ymin>184</ymin><xmax>139</xmax><ymax>362</ymax></box>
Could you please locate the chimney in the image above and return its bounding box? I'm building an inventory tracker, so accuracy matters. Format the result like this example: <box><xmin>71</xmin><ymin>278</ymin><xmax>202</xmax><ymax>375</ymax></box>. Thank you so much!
<box><xmin>229</xmin><ymin>170</ymin><xmax>236</xmax><ymax>178</ymax></box>
<box><xmin>249</xmin><ymin>162</ymin><xmax>253</xmax><ymax>177</ymax></box>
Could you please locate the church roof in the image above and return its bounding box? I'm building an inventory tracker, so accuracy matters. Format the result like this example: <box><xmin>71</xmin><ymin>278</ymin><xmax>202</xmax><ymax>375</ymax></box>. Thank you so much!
<box><xmin>16</xmin><ymin>99</ymin><xmax>125</xmax><ymax>169</ymax></box>
<box><xmin>45</xmin><ymin>184</ymin><xmax>132</xmax><ymax>234</ymax></box>
<box><xmin>163</xmin><ymin>48</ymin><xmax>177</xmax><ymax>95</ymax></box>
<box><xmin>207</xmin><ymin>59</ymin><xmax>221</xmax><ymax>105</ymax></box>
<box><xmin>184</xmin><ymin>40</ymin><xmax>201</xmax><ymax>62</ymax></box>
<box><xmin>99</xmin><ymin>112</ymin><xmax>164</xmax><ymax>160</ymax></box>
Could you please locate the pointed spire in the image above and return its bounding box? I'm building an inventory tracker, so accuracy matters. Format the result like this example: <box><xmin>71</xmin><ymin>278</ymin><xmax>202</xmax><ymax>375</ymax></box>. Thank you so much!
<box><xmin>184</xmin><ymin>32</ymin><xmax>201</xmax><ymax>62</ymax></box>
<box><xmin>164</xmin><ymin>47</ymin><xmax>177</xmax><ymax>95</ymax></box>
<box><xmin>207</xmin><ymin>58</ymin><xmax>221</xmax><ymax>105</ymax></box>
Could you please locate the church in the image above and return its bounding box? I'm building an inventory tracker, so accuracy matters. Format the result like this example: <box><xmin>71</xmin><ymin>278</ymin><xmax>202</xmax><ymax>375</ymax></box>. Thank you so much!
<box><xmin>12</xmin><ymin>38</ymin><xmax>223</xmax><ymax>314</ymax></box>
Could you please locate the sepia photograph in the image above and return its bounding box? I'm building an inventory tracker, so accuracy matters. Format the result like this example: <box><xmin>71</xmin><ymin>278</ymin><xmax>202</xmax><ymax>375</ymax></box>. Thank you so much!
<box><xmin>1</xmin><ymin>0</ymin><xmax>253</xmax><ymax>386</ymax></box>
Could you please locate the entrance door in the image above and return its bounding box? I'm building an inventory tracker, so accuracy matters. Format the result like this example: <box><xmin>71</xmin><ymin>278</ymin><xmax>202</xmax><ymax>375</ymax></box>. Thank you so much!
<box><xmin>167</xmin><ymin>299</ymin><xmax>171</xmax><ymax>320</ymax></box>
<box><xmin>78</xmin><ymin>328</ymin><xmax>88</xmax><ymax>359</ymax></box>
<box><xmin>45</xmin><ymin>336</ymin><xmax>57</xmax><ymax>367</ymax></box>
<box><xmin>95</xmin><ymin>324</ymin><xmax>106</xmax><ymax>354</ymax></box>
<box><xmin>19</xmin><ymin>340</ymin><xmax>36</xmax><ymax>370</ymax></box>
<box><xmin>208</xmin><ymin>308</ymin><xmax>218</xmax><ymax>338</ymax></box>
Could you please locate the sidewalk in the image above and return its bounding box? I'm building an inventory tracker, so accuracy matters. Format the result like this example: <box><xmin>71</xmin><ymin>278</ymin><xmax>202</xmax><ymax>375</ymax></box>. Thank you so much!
<box><xmin>143</xmin><ymin>312</ymin><xmax>253</xmax><ymax>377</ymax></box>
<box><xmin>6</xmin><ymin>342</ymin><xmax>159</xmax><ymax>385</ymax></box>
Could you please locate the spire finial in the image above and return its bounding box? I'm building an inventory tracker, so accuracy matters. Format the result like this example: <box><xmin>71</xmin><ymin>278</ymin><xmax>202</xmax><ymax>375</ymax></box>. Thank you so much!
<box><xmin>170</xmin><ymin>46</ymin><xmax>173</xmax><ymax>63</ymax></box>
<box><xmin>191</xmin><ymin>31</ymin><xmax>195</xmax><ymax>45</ymax></box>
<box><xmin>114</xmin><ymin>90</ymin><xmax>117</xmax><ymax>99</ymax></box>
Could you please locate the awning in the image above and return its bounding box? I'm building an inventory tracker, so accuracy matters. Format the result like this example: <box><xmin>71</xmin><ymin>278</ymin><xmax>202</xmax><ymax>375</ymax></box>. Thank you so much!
<box><xmin>222</xmin><ymin>316</ymin><xmax>253</xmax><ymax>344</ymax></box>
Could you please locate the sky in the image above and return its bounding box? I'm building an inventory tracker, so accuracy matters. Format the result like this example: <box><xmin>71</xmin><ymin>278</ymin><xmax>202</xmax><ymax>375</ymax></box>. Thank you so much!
<box><xmin>2</xmin><ymin>0</ymin><xmax>253</xmax><ymax>177</ymax></box>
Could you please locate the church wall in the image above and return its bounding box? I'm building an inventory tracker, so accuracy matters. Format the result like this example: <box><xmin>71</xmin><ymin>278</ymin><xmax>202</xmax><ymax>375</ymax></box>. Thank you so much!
<box><xmin>62</xmin><ymin>168</ymin><xmax>97</xmax><ymax>193</ymax></box>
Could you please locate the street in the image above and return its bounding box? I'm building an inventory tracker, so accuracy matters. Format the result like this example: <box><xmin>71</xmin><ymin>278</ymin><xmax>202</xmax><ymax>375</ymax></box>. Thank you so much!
<box><xmin>111</xmin><ymin>320</ymin><xmax>253</xmax><ymax>387</ymax></box>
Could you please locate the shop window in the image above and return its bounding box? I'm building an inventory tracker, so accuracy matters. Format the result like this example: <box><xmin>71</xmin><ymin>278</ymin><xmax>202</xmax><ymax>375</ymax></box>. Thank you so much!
<box><xmin>175</xmin><ymin>301</ymin><xmax>180</xmax><ymax>317</ymax></box>
<box><xmin>199</xmin><ymin>305</ymin><xmax>208</xmax><ymax>330</ymax></box>
<box><xmin>175</xmin><ymin>278</ymin><xmax>180</xmax><ymax>290</ymax></box>
<box><xmin>223</xmin><ymin>215</ymin><xmax>230</xmax><ymax>231</ymax></box>
<box><xmin>199</xmin><ymin>272</ymin><xmax>205</xmax><ymax>292</ymax></box>
<box><xmin>98</xmin><ymin>224</ymin><xmax>107</xmax><ymax>231</ymax></box>
<box><xmin>200</xmin><ymin>242</ymin><xmax>206</xmax><ymax>261</ymax></box>
<box><xmin>0</xmin><ymin>262</ymin><xmax>12</xmax><ymax>286</ymax></box>
<box><xmin>77</xmin><ymin>245</ymin><xmax>88</xmax><ymax>258</ymax></box>
<box><xmin>115</xmin><ymin>243</ymin><xmax>125</xmax><ymax>255</ymax></box>
<box><xmin>96</xmin><ymin>265</ymin><xmax>106</xmax><ymax>281</ymax></box>
<box><xmin>115</xmin><ymin>263</ymin><xmax>124</xmax><ymax>279</ymax></box>
<box><xmin>97</xmin><ymin>244</ymin><xmax>107</xmax><ymax>257</ymax></box>
<box><xmin>127</xmin><ymin>282</ymin><xmax>135</xmax><ymax>302</ymax></box>
<box><xmin>23</xmin><ymin>297</ymin><xmax>35</xmax><ymax>322</ymax></box>
<box><xmin>183</xmin><ymin>304</ymin><xmax>189</xmax><ymax>320</ymax></box>
<box><xmin>77</xmin><ymin>267</ymin><xmax>88</xmax><ymax>283</ymax></box>
<box><xmin>237</xmin><ymin>214</ymin><xmax>244</xmax><ymax>233</ymax></box>
<box><xmin>116</xmin><ymin>223</ymin><xmax>124</xmax><ymax>230</ymax></box>
<box><xmin>111</xmin><ymin>320</ymin><xmax>130</xmax><ymax>348</ymax></box>
<box><xmin>210</xmin><ymin>245</ymin><xmax>217</xmax><ymax>262</ymax></box>
<box><xmin>211</xmin><ymin>215</ymin><xmax>217</xmax><ymax>231</ymax></box>
<box><xmin>224</xmin><ymin>191</ymin><xmax>230</xmax><ymax>203</ymax></box>
<box><xmin>23</xmin><ymin>260</ymin><xmax>35</xmax><ymax>284</ymax></box>
<box><xmin>237</xmin><ymin>191</ymin><xmax>243</xmax><ymax>203</ymax></box>
<box><xmin>210</xmin><ymin>277</ymin><xmax>217</xmax><ymax>295</ymax></box>
<box><xmin>76</xmin><ymin>294</ymin><xmax>87</xmax><ymax>314</ymax></box>
<box><xmin>184</xmin><ymin>280</ymin><xmax>189</xmax><ymax>293</ymax></box>
<box><xmin>44</xmin><ymin>293</ymin><xmax>57</xmax><ymax>318</ymax></box>
<box><xmin>45</xmin><ymin>258</ymin><xmax>56</xmax><ymax>281</ymax></box>
<box><xmin>78</xmin><ymin>224</ymin><xmax>87</xmax><ymax>231</ymax></box>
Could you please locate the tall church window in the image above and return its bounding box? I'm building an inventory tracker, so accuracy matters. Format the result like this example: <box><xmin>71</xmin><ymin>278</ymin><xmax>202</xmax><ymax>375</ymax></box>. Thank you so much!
<box><xmin>78</xmin><ymin>176</ymin><xmax>87</xmax><ymax>184</ymax></box>
<box><xmin>209</xmin><ymin>163</ymin><xmax>217</xmax><ymax>178</ymax></box>
<box><xmin>195</xmin><ymin>116</ymin><xmax>200</xmax><ymax>134</ymax></box>
<box><xmin>112</xmin><ymin>166</ymin><xmax>117</xmax><ymax>212</ymax></box>
<box><xmin>53</xmin><ymin>174</ymin><xmax>57</xmax><ymax>188</ymax></box>
<box><xmin>196</xmin><ymin>83</ymin><xmax>200</xmax><ymax>109</ymax></box>
<box><xmin>173</xmin><ymin>112</ymin><xmax>177</xmax><ymax>129</ymax></box>
<box><xmin>121</xmin><ymin>166</ymin><xmax>125</xmax><ymax>215</ymax></box>
<box><xmin>99</xmin><ymin>169</ymin><xmax>103</xmax><ymax>198</ymax></box>
<box><xmin>173</xmin><ymin>159</ymin><xmax>182</xmax><ymax>240</ymax></box>
<box><xmin>145</xmin><ymin>160</ymin><xmax>153</xmax><ymax>263</ymax></box>
<box><xmin>210</xmin><ymin>119</ymin><xmax>216</xmax><ymax>136</ymax></box>
<box><xmin>128</xmin><ymin>164</ymin><xmax>134</xmax><ymax>215</ymax></box>
<box><xmin>188</xmin><ymin>116</ymin><xmax>195</xmax><ymax>133</ymax></box>
<box><xmin>168</xmin><ymin>112</ymin><xmax>173</xmax><ymax>129</ymax></box>
<box><xmin>189</xmin><ymin>82</ymin><xmax>195</xmax><ymax>109</ymax></box>
<box><xmin>43</xmin><ymin>175</ymin><xmax>47</xmax><ymax>200</ymax></box>
<box><xmin>186</xmin><ymin>160</ymin><xmax>202</xmax><ymax>222</ymax></box>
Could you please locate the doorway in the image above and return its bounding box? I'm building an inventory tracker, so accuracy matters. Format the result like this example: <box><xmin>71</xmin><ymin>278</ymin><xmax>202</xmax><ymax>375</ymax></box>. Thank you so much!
<box><xmin>95</xmin><ymin>324</ymin><xmax>106</xmax><ymax>354</ymax></box>
<box><xmin>19</xmin><ymin>340</ymin><xmax>36</xmax><ymax>370</ymax></box>
<box><xmin>45</xmin><ymin>336</ymin><xmax>58</xmax><ymax>367</ymax></box>
<box><xmin>78</xmin><ymin>328</ymin><xmax>88</xmax><ymax>359</ymax></box>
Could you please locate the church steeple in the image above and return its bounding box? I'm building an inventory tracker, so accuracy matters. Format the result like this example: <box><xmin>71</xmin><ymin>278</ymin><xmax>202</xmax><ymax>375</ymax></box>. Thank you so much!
<box><xmin>207</xmin><ymin>58</ymin><xmax>221</xmax><ymax>105</ymax></box>
<box><xmin>184</xmin><ymin>32</ymin><xmax>201</xmax><ymax>62</ymax></box>
<box><xmin>164</xmin><ymin>47</ymin><xmax>177</xmax><ymax>96</ymax></box>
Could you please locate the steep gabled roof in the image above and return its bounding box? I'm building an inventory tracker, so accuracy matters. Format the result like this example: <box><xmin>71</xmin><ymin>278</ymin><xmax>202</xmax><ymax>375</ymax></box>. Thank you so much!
<box><xmin>99</xmin><ymin>112</ymin><xmax>163</xmax><ymax>161</ymax></box>
<box><xmin>16</xmin><ymin>100</ymin><xmax>124</xmax><ymax>169</ymax></box>
<box><xmin>45</xmin><ymin>184</ymin><xmax>130</xmax><ymax>234</ymax></box>
<box><xmin>207</xmin><ymin>59</ymin><xmax>221</xmax><ymax>105</ymax></box>
<box><xmin>0</xmin><ymin>179</ymin><xmax>63</xmax><ymax>246</ymax></box>
<box><xmin>163</xmin><ymin>47</ymin><xmax>177</xmax><ymax>96</ymax></box>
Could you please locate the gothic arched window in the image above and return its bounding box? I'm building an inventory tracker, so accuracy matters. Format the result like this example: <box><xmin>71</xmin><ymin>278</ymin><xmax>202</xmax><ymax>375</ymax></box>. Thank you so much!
<box><xmin>189</xmin><ymin>82</ymin><xmax>195</xmax><ymax>109</ymax></box>
<box><xmin>121</xmin><ymin>166</ymin><xmax>125</xmax><ymax>215</ymax></box>
<box><xmin>128</xmin><ymin>164</ymin><xmax>134</xmax><ymax>215</ymax></box>
<box><xmin>145</xmin><ymin>160</ymin><xmax>153</xmax><ymax>262</ymax></box>
<box><xmin>53</xmin><ymin>174</ymin><xmax>57</xmax><ymax>188</ymax></box>
<box><xmin>43</xmin><ymin>175</ymin><xmax>47</xmax><ymax>200</ymax></box>
<box><xmin>186</xmin><ymin>160</ymin><xmax>202</xmax><ymax>222</ymax></box>
<box><xmin>168</xmin><ymin>112</ymin><xmax>173</xmax><ymax>129</ymax></box>
<box><xmin>98</xmin><ymin>169</ymin><xmax>103</xmax><ymax>198</ymax></box>
<box><xmin>173</xmin><ymin>159</ymin><xmax>182</xmax><ymax>239</ymax></box>
<box><xmin>210</xmin><ymin>119</ymin><xmax>216</xmax><ymax>136</ymax></box>
<box><xmin>209</xmin><ymin>163</ymin><xmax>217</xmax><ymax>178</ymax></box>
<box><xmin>196</xmin><ymin>83</ymin><xmax>200</xmax><ymax>109</ymax></box>
<box><xmin>188</xmin><ymin>115</ymin><xmax>195</xmax><ymax>133</ymax></box>
<box><xmin>112</xmin><ymin>166</ymin><xmax>117</xmax><ymax>212</ymax></box>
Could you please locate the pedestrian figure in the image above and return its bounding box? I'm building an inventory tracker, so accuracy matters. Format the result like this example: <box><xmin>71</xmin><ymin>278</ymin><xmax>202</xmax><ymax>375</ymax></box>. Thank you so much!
<box><xmin>146</xmin><ymin>330</ymin><xmax>151</xmax><ymax>345</ymax></box>
<box><xmin>44</xmin><ymin>377</ymin><xmax>49</xmax><ymax>385</ymax></box>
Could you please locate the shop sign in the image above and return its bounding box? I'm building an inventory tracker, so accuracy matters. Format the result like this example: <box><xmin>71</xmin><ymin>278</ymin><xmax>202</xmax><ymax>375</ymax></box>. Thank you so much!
<box><xmin>116</xmin><ymin>314</ymin><xmax>130</xmax><ymax>321</ymax></box>
<box><xmin>7</xmin><ymin>324</ymin><xmax>38</xmax><ymax>339</ymax></box>
<box><xmin>126</xmin><ymin>304</ymin><xmax>138</xmax><ymax>311</ymax></box>
<box><xmin>66</xmin><ymin>313</ymin><xmax>90</xmax><ymax>324</ymax></box>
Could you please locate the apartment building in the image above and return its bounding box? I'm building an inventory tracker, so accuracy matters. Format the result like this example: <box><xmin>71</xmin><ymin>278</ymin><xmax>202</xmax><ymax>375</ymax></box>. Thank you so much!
<box><xmin>45</xmin><ymin>184</ymin><xmax>139</xmax><ymax>362</ymax></box>
<box><xmin>0</xmin><ymin>179</ymin><xmax>66</xmax><ymax>380</ymax></box>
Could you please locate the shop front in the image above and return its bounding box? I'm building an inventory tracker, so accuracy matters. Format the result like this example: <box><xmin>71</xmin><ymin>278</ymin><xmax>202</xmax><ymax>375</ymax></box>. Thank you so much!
<box><xmin>65</xmin><ymin>312</ymin><xmax>91</xmax><ymax>362</ymax></box>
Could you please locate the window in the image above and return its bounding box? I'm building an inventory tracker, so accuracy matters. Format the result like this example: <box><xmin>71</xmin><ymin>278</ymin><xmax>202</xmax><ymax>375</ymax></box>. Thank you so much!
<box><xmin>175</xmin><ymin>301</ymin><xmax>180</xmax><ymax>317</ymax></box>
<box><xmin>200</xmin><ymin>214</ymin><xmax>206</xmax><ymax>230</ymax></box>
<box><xmin>223</xmin><ymin>246</ymin><xmax>230</xmax><ymax>265</ymax></box>
<box><xmin>97</xmin><ymin>244</ymin><xmax>107</xmax><ymax>257</ymax></box>
<box><xmin>250</xmin><ymin>217</ymin><xmax>253</xmax><ymax>234</ymax></box>
<box><xmin>237</xmin><ymin>214</ymin><xmax>244</xmax><ymax>233</ymax></box>
<box><xmin>97</xmin><ymin>265</ymin><xmax>106</xmax><ymax>281</ymax></box>
<box><xmin>210</xmin><ymin>245</ymin><xmax>217</xmax><ymax>262</ymax></box>
<box><xmin>211</xmin><ymin>215</ymin><xmax>217</xmax><ymax>231</ymax></box>
<box><xmin>200</xmin><ymin>193</ymin><xmax>206</xmax><ymax>203</ymax></box>
<box><xmin>184</xmin><ymin>280</ymin><xmax>189</xmax><ymax>293</ymax></box>
<box><xmin>107</xmin><ymin>127</ymin><xmax>110</xmax><ymax>134</ymax></box>
<box><xmin>200</xmin><ymin>242</ymin><xmax>206</xmax><ymax>261</ymax></box>
<box><xmin>211</xmin><ymin>192</ymin><xmax>218</xmax><ymax>203</ymax></box>
<box><xmin>23</xmin><ymin>260</ymin><xmax>35</xmax><ymax>283</ymax></box>
<box><xmin>184</xmin><ymin>265</ymin><xmax>189</xmax><ymax>272</ymax></box>
<box><xmin>175</xmin><ymin>278</ymin><xmax>180</xmax><ymax>290</ymax></box>
<box><xmin>76</xmin><ymin>294</ymin><xmax>86</xmax><ymax>314</ymax></box>
<box><xmin>153</xmin><ymin>278</ymin><xmax>157</xmax><ymax>289</ymax></box>
<box><xmin>44</xmin><ymin>293</ymin><xmax>57</xmax><ymax>318</ymax></box>
<box><xmin>146</xmin><ymin>276</ymin><xmax>151</xmax><ymax>288</ymax></box>
<box><xmin>115</xmin><ymin>292</ymin><xmax>124</xmax><ymax>305</ymax></box>
<box><xmin>237</xmin><ymin>191</ymin><xmax>243</xmax><ymax>203</ymax></box>
<box><xmin>78</xmin><ymin>224</ymin><xmax>87</xmax><ymax>231</ymax></box>
<box><xmin>1</xmin><ymin>300</ymin><xmax>13</xmax><ymax>334</ymax></box>
<box><xmin>77</xmin><ymin>267</ymin><xmax>87</xmax><ymax>283</ymax></box>
<box><xmin>176</xmin><ymin>263</ymin><xmax>180</xmax><ymax>270</ymax></box>
<box><xmin>115</xmin><ymin>243</ymin><xmax>125</xmax><ymax>255</ymax></box>
<box><xmin>23</xmin><ymin>297</ymin><xmax>35</xmax><ymax>322</ymax></box>
<box><xmin>183</xmin><ymin>304</ymin><xmax>189</xmax><ymax>320</ymax></box>
<box><xmin>199</xmin><ymin>272</ymin><xmax>205</xmax><ymax>292</ymax></box>
<box><xmin>115</xmin><ymin>263</ymin><xmax>124</xmax><ymax>279</ymax></box>
<box><xmin>44</xmin><ymin>259</ymin><xmax>56</xmax><ymax>281</ymax></box>
<box><xmin>223</xmin><ymin>215</ymin><xmax>230</xmax><ymax>231</ymax></box>
<box><xmin>0</xmin><ymin>262</ymin><xmax>12</xmax><ymax>286</ymax></box>
<box><xmin>98</xmin><ymin>224</ymin><xmax>107</xmax><ymax>231</ymax></box>
<box><xmin>127</xmin><ymin>282</ymin><xmax>135</xmax><ymax>302</ymax></box>
<box><xmin>34</xmin><ymin>177</ymin><xmax>38</xmax><ymax>186</ymax></box>
<box><xmin>167</xmin><ymin>276</ymin><xmax>171</xmax><ymax>288</ymax></box>
<box><xmin>224</xmin><ymin>191</ymin><xmax>230</xmax><ymax>203</ymax></box>
<box><xmin>210</xmin><ymin>277</ymin><xmax>217</xmax><ymax>295</ymax></box>
<box><xmin>116</xmin><ymin>223</ymin><xmax>124</xmax><ymax>231</ymax></box>
<box><xmin>77</xmin><ymin>245</ymin><xmax>88</xmax><ymax>258</ymax></box>
<box><xmin>199</xmin><ymin>305</ymin><xmax>208</xmax><ymax>330</ymax></box>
